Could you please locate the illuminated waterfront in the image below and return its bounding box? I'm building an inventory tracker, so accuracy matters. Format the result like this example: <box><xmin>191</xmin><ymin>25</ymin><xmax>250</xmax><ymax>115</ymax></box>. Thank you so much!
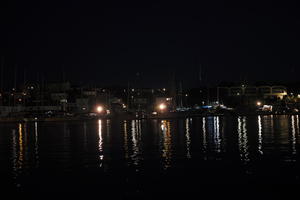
<box><xmin>0</xmin><ymin>115</ymin><xmax>299</xmax><ymax>198</ymax></box>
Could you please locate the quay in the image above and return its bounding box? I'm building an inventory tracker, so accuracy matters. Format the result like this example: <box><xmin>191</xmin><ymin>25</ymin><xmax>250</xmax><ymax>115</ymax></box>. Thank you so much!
<box><xmin>0</xmin><ymin>111</ymin><xmax>298</xmax><ymax>123</ymax></box>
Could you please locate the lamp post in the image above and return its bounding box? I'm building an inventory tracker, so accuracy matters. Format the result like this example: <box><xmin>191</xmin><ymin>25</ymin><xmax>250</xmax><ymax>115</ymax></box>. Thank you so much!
<box><xmin>158</xmin><ymin>103</ymin><xmax>167</xmax><ymax>114</ymax></box>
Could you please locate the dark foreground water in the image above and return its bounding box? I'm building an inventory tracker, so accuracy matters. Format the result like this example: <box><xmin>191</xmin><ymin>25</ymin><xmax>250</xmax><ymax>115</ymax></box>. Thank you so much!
<box><xmin>0</xmin><ymin>115</ymin><xmax>299</xmax><ymax>199</ymax></box>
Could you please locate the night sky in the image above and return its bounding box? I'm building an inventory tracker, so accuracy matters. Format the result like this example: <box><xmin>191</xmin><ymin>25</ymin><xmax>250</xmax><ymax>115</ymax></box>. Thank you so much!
<box><xmin>1</xmin><ymin>1</ymin><xmax>299</xmax><ymax>88</ymax></box>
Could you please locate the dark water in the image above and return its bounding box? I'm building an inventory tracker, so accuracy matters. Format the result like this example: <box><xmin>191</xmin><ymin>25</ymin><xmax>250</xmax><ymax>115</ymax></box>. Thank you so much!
<box><xmin>0</xmin><ymin>115</ymin><xmax>299</xmax><ymax>199</ymax></box>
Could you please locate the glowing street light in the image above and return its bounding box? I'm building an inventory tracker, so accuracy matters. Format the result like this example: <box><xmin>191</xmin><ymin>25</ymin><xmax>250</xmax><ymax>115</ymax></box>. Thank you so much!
<box><xmin>256</xmin><ymin>101</ymin><xmax>262</xmax><ymax>106</ymax></box>
<box><xmin>97</xmin><ymin>106</ymin><xmax>104</xmax><ymax>113</ymax></box>
<box><xmin>159</xmin><ymin>103</ymin><xmax>167</xmax><ymax>111</ymax></box>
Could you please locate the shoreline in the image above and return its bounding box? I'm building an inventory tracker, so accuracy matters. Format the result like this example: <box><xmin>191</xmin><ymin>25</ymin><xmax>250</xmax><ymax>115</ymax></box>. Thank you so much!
<box><xmin>0</xmin><ymin>112</ymin><xmax>299</xmax><ymax>123</ymax></box>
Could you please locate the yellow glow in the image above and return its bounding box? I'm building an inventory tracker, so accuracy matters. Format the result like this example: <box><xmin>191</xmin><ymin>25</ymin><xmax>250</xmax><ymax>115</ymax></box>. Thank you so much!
<box><xmin>161</xmin><ymin>120</ymin><xmax>172</xmax><ymax>169</ymax></box>
<box><xmin>18</xmin><ymin>123</ymin><xmax>24</xmax><ymax>169</ymax></box>
<box><xmin>256</xmin><ymin>101</ymin><xmax>262</xmax><ymax>106</ymax></box>
<box><xmin>159</xmin><ymin>103</ymin><xmax>166</xmax><ymax>110</ymax></box>
<box><xmin>97</xmin><ymin>106</ymin><xmax>104</xmax><ymax>113</ymax></box>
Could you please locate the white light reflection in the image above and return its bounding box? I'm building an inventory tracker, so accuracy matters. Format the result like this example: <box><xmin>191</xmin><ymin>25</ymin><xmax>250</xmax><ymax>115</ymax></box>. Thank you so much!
<box><xmin>202</xmin><ymin>117</ymin><xmax>207</xmax><ymax>154</ymax></box>
<box><xmin>123</xmin><ymin>120</ymin><xmax>129</xmax><ymax>160</ymax></box>
<box><xmin>213</xmin><ymin>116</ymin><xmax>221</xmax><ymax>153</ymax></box>
<box><xmin>238</xmin><ymin>117</ymin><xmax>250</xmax><ymax>163</ymax></box>
<box><xmin>296</xmin><ymin>115</ymin><xmax>299</xmax><ymax>135</ymax></box>
<box><xmin>34</xmin><ymin>121</ymin><xmax>39</xmax><ymax>168</ymax></box>
<box><xmin>270</xmin><ymin>115</ymin><xmax>274</xmax><ymax>134</ymax></box>
<box><xmin>291</xmin><ymin>116</ymin><xmax>296</xmax><ymax>155</ymax></box>
<box><xmin>258</xmin><ymin>116</ymin><xmax>263</xmax><ymax>155</ymax></box>
<box><xmin>185</xmin><ymin>118</ymin><xmax>191</xmax><ymax>158</ymax></box>
<box><xmin>98</xmin><ymin>120</ymin><xmax>104</xmax><ymax>166</ymax></box>
<box><xmin>11</xmin><ymin>128</ymin><xmax>17</xmax><ymax>180</ymax></box>
<box><xmin>131</xmin><ymin>120</ymin><xmax>141</xmax><ymax>166</ymax></box>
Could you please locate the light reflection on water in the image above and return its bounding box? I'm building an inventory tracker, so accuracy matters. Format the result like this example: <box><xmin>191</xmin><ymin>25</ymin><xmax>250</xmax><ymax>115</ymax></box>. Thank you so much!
<box><xmin>291</xmin><ymin>116</ymin><xmax>296</xmax><ymax>155</ymax></box>
<box><xmin>2</xmin><ymin>115</ymin><xmax>300</xmax><ymax>186</ymax></box>
<box><xmin>214</xmin><ymin>116</ymin><xmax>221</xmax><ymax>153</ymax></box>
<box><xmin>237</xmin><ymin>117</ymin><xmax>249</xmax><ymax>163</ymax></box>
<box><xmin>202</xmin><ymin>117</ymin><xmax>207</xmax><ymax>155</ymax></box>
<box><xmin>123</xmin><ymin>120</ymin><xmax>129</xmax><ymax>160</ymax></box>
<box><xmin>34</xmin><ymin>121</ymin><xmax>39</xmax><ymax>168</ymax></box>
<box><xmin>98</xmin><ymin>120</ymin><xmax>103</xmax><ymax>166</ymax></box>
<box><xmin>258</xmin><ymin>116</ymin><xmax>263</xmax><ymax>155</ymax></box>
<box><xmin>17</xmin><ymin>123</ymin><xmax>24</xmax><ymax>170</ymax></box>
<box><xmin>185</xmin><ymin>118</ymin><xmax>191</xmax><ymax>159</ymax></box>
<box><xmin>297</xmin><ymin>115</ymin><xmax>299</xmax><ymax>134</ymax></box>
<box><xmin>11</xmin><ymin>127</ymin><xmax>17</xmax><ymax>181</ymax></box>
<box><xmin>131</xmin><ymin>120</ymin><xmax>142</xmax><ymax>167</ymax></box>
<box><xmin>160</xmin><ymin>120</ymin><xmax>172</xmax><ymax>169</ymax></box>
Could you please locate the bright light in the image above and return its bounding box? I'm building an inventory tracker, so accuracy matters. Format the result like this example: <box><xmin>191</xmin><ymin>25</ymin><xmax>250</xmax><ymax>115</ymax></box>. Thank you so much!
<box><xmin>256</xmin><ymin>101</ymin><xmax>262</xmax><ymax>106</ymax></box>
<box><xmin>159</xmin><ymin>103</ymin><xmax>167</xmax><ymax>110</ymax></box>
<box><xmin>97</xmin><ymin>106</ymin><xmax>104</xmax><ymax>113</ymax></box>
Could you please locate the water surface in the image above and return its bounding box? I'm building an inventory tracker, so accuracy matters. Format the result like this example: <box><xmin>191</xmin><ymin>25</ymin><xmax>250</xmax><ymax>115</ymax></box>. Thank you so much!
<box><xmin>0</xmin><ymin>115</ymin><xmax>299</xmax><ymax>198</ymax></box>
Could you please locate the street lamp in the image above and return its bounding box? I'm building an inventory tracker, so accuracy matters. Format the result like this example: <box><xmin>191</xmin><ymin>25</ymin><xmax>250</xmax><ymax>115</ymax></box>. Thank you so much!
<box><xmin>256</xmin><ymin>101</ymin><xmax>262</xmax><ymax>106</ymax></box>
<box><xmin>97</xmin><ymin>105</ymin><xmax>104</xmax><ymax>113</ymax></box>
<box><xmin>158</xmin><ymin>103</ymin><xmax>167</xmax><ymax>112</ymax></box>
